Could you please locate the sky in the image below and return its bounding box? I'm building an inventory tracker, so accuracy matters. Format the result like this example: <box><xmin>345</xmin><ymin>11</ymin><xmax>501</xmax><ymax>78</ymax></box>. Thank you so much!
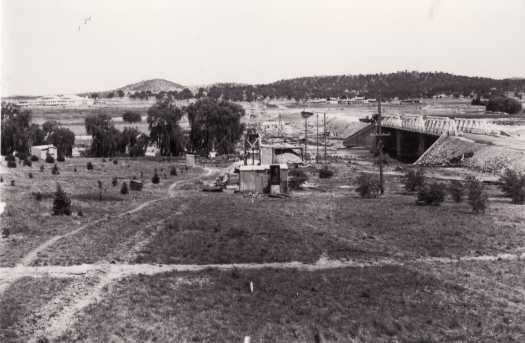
<box><xmin>1</xmin><ymin>0</ymin><xmax>524</xmax><ymax>95</ymax></box>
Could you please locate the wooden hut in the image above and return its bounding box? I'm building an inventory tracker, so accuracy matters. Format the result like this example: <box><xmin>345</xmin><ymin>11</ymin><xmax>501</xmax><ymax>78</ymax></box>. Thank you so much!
<box><xmin>239</xmin><ymin>164</ymin><xmax>288</xmax><ymax>194</ymax></box>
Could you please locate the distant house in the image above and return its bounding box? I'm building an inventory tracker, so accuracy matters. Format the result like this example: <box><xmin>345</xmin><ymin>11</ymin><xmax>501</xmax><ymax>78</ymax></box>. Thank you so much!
<box><xmin>31</xmin><ymin>145</ymin><xmax>57</xmax><ymax>159</ymax></box>
<box><xmin>145</xmin><ymin>145</ymin><xmax>160</xmax><ymax>157</ymax></box>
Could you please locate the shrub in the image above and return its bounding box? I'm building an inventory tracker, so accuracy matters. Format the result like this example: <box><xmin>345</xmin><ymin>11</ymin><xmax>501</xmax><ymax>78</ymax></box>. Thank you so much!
<box><xmin>53</xmin><ymin>183</ymin><xmax>71</xmax><ymax>215</ymax></box>
<box><xmin>448</xmin><ymin>180</ymin><xmax>464</xmax><ymax>203</ymax></box>
<box><xmin>120</xmin><ymin>182</ymin><xmax>129</xmax><ymax>194</ymax></box>
<box><xmin>51</xmin><ymin>164</ymin><xmax>60</xmax><ymax>175</ymax></box>
<box><xmin>318</xmin><ymin>166</ymin><xmax>334</xmax><ymax>179</ymax></box>
<box><xmin>7</xmin><ymin>160</ymin><xmax>17</xmax><ymax>168</ymax></box>
<box><xmin>466</xmin><ymin>176</ymin><xmax>488</xmax><ymax>214</ymax></box>
<box><xmin>10</xmin><ymin>180</ymin><xmax>15</xmax><ymax>186</ymax></box>
<box><xmin>152</xmin><ymin>170</ymin><xmax>160</xmax><ymax>184</ymax></box>
<box><xmin>77</xmin><ymin>209</ymin><xmax>84</xmax><ymax>217</ymax></box>
<box><xmin>113</xmin><ymin>159</ymin><xmax>118</xmax><ymax>165</ymax></box>
<box><xmin>74</xmin><ymin>167</ymin><xmax>77</xmax><ymax>172</ymax></box>
<box><xmin>417</xmin><ymin>183</ymin><xmax>446</xmax><ymax>206</ymax></box>
<box><xmin>5</xmin><ymin>155</ymin><xmax>15</xmax><ymax>162</ymax></box>
<box><xmin>28</xmin><ymin>172</ymin><xmax>33</xmax><ymax>179</ymax></box>
<box><xmin>0</xmin><ymin>177</ymin><xmax>3</xmax><ymax>182</ymax></box>
<box><xmin>33</xmin><ymin>192</ymin><xmax>43</xmax><ymax>201</ymax></box>
<box><xmin>288</xmin><ymin>168</ymin><xmax>308</xmax><ymax>190</ymax></box>
<box><xmin>86</xmin><ymin>162</ymin><xmax>94</xmax><ymax>170</ymax></box>
<box><xmin>57</xmin><ymin>155</ymin><xmax>65</xmax><ymax>162</ymax></box>
<box><xmin>486</xmin><ymin>96</ymin><xmax>522</xmax><ymax>114</ymax></box>
<box><xmin>112</xmin><ymin>177</ymin><xmax>118</xmax><ymax>187</ymax></box>
<box><xmin>45</xmin><ymin>154</ymin><xmax>55</xmax><ymax>163</ymax></box>
<box><xmin>404</xmin><ymin>168</ymin><xmax>425</xmax><ymax>192</ymax></box>
<box><xmin>40</xmin><ymin>165</ymin><xmax>44</xmax><ymax>172</ymax></box>
<box><xmin>355</xmin><ymin>173</ymin><xmax>380</xmax><ymax>198</ymax></box>
<box><xmin>498</xmin><ymin>169</ymin><xmax>525</xmax><ymax>204</ymax></box>
<box><xmin>170</xmin><ymin>166</ymin><xmax>178</xmax><ymax>176</ymax></box>
<box><xmin>31</xmin><ymin>155</ymin><xmax>39</xmax><ymax>162</ymax></box>
<box><xmin>23</xmin><ymin>159</ymin><xmax>32</xmax><ymax>167</ymax></box>
<box><xmin>2</xmin><ymin>228</ymin><xmax>9</xmax><ymax>238</ymax></box>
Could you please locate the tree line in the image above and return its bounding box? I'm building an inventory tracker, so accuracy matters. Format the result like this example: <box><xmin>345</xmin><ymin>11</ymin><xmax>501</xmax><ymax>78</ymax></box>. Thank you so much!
<box><xmin>83</xmin><ymin>97</ymin><xmax>245</xmax><ymax>157</ymax></box>
<box><xmin>199</xmin><ymin>71</ymin><xmax>525</xmax><ymax>102</ymax></box>
<box><xmin>1</xmin><ymin>102</ymin><xmax>75</xmax><ymax>159</ymax></box>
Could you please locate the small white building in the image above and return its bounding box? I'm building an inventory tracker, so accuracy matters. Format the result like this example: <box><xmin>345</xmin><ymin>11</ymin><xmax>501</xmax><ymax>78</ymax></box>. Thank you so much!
<box><xmin>145</xmin><ymin>145</ymin><xmax>160</xmax><ymax>157</ymax></box>
<box><xmin>31</xmin><ymin>145</ymin><xmax>58</xmax><ymax>159</ymax></box>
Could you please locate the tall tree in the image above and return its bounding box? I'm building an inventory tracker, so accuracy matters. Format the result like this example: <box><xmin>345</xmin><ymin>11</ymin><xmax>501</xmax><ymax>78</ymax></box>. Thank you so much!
<box><xmin>47</xmin><ymin>127</ymin><xmax>75</xmax><ymax>157</ymax></box>
<box><xmin>147</xmin><ymin>99</ymin><xmax>185</xmax><ymax>156</ymax></box>
<box><xmin>186</xmin><ymin>98</ymin><xmax>245</xmax><ymax>155</ymax></box>
<box><xmin>85</xmin><ymin>114</ymin><xmax>119</xmax><ymax>156</ymax></box>
<box><xmin>1</xmin><ymin>102</ymin><xmax>33</xmax><ymax>156</ymax></box>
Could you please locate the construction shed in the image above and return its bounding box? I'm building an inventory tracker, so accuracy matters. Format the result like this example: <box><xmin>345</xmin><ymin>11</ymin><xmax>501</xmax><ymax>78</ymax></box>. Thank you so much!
<box><xmin>239</xmin><ymin>164</ymin><xmax>288</xmax><ymax>194</ymax></box>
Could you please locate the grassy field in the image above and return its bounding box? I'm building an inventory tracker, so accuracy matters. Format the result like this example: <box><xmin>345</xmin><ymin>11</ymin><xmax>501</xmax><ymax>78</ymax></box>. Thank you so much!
<box><xmin>0</xmin><ymin>156</ymin><xmax>198</xmax><ymax>267</ymax></box>
<box><xmin>55</xmin><ymin>266</ymin><xmax>525</xmax><ymax>343</ymax></box>
<box><xmin>1</xmin><ymin>150</ymin><xmax>525</xmax><ymax>342</ymax></box>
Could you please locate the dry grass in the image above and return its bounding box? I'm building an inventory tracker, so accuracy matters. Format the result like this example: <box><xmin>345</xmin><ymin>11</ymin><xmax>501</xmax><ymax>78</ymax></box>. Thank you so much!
<box><xmin>57</xmin><ymin>266</ymin><xmax>525</xmax><ymax>342</ymax></box>
<box><xmin>0</xmin><ymin>157</ymin><xmax>193</xmax><ymax>266</ymax></box>
<box><xmin>0</xmin><ymin>277</ymin><xmax>73</xmax><ymax>343</ymax></box>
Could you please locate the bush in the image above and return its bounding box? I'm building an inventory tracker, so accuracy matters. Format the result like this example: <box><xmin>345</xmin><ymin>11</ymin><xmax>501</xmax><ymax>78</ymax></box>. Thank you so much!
<box><xmin>152</xmin><ymin>170</ymin><xmax>160</xmax><ymax>184</ymax></box>
<box><xmin>2</xmin><ymin>228</ymin><xmax>10</xmax><ymax>238</ymax></box>
<box><xmin>51</xmin><ymin>164</ymin><xmax>60</xmax><ymax>175</ymax></box>
<box><xmin>57</xmin><ymin>155</ymin><xmax>65</xmax><ymax>162</ymax></box>
<box><xmin>448</xmin><ymin>180</ymin><xmax>464</xmax><ymax>203</ymax></box>
<box><xmin>31</xmin><ymin>155</ymin><xmax>39</xmax><ymax>162</ymax></box>
<box><xmin>113</xmin><ymin>159</ymin><xmax>118</xmax><ymax>165</ymax></box>
<box><xmin>7</xmin><ymin>160</ymin><xmax>17</xmax><ymax>168</ymax></box>
<box><xmin>112</xmin><ymin>177</ymin><xmax>118</xmax><ymax>187</ymax></box>
<box><xmin>23</xmin><ymin>159</ymin><xmax>32</xmax><ymax>167</ymax></box>
<box><xmin>86</xmin><ymin>162</ymin><xmax>94</xmax><ymax>170</ymax></box>
<box><xmin>355</xmin><ymin>173</ymin><xmax>381</xmax><ymax>198</ymax></box>
<box><xmin>45</xmin><ymin>154</ymin><xmax>55</xmax><ymax>163</ymax></box>
<box><xmin>120</xmin><ymin>182</ymin><xmax>129</xmax><ymax>194</ymax></box>
<box><xmin>318</xmin><ymin>166</ymin><xmax>334</xmax><ymax>179</ymax></box>
<box><xmin>5</xmin><ymin>155</ymin><xmax>15</xmax><ymax>162</ymax></box>
<box><xmin>0</xmin><ymin>177</ymin><xmax>3</xmax><ymax>183</ymax></box>
<box><xmin>486</xmin><ymin>96</ymin><xmax>522</xmax><ymax>114</ymax></box>
<box><xmin>10</xmin><ymin>180</ymin><xmax>15</xmax><ymax>186</ymax></box>
<box><xmin>417</xmin><ymin>182</ymin><xmax>446</xmax><ymax>206</ymax></box>
<box><xmin>74</xmin><ymin>167</ymin><xmax>77</xmax><ymax>172</ymax></box>
<box><xmin>404</xmin><ymin>168</ymin><xmax>425</xmax><ymax>192</ymax></box>
<box><xmin>40</xmin><ymin>165</ymin><xmax>44</xmax><ymax>172</ymax></box>
<box><xmin>33</xmin><ymin>192</ymin><xmax>43</xmax><ymax>201</ymax></box>
<box><xmin>498</xmin><ymin>169</ymin><xmax>525</xmax><ymax>204</ymax></box>
<box><xmin>170</xmin><ymin>166</ymin><xmax>178</xmax><ymax>176</ymax></box>
<box><xmin>53</xmin><ymin>183</ymin><xmax>71</xmax><ymax>215</ymax></box>
<box><xmin>288</xmin><ymin>168</ymin><xmax>308</xmax><ymax>190</ymax></box>
<box><xmin>28</xmin><ymin>172</ymin><xmax>33</xmax><ymax>179</ymax></box>
<box><xmin>77</xmin><ymin>209</ymin><xmax>84</xmax><ymax>217</ymax></box>
<box><xmin>466</xmin><ymin>176</ymin><xmax>488</xmax><ymax>214</ymax></box>
<box><xmin>122</xmin><ymin>111</ymin><xmax>142</xmax><ymax>123</ymax></box>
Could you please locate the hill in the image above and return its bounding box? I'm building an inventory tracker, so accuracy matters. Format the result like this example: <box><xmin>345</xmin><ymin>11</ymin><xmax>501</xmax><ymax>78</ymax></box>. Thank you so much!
<box><xmin>204</xmin><ymin>71</ymin><xmax>525</xmax><ymax>101</ymax></box>
<box><xmin>117</xmin><ymin>79</ymin><xmax>186</xmax><ymax>93</ymax></box>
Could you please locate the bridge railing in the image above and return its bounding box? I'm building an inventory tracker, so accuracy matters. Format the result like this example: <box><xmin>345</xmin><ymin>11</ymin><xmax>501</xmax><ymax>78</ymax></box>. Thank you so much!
<box><xmin>382</xmin><ymin>115</ymin><xmax>501</xmax><ymax>136</ymax></box>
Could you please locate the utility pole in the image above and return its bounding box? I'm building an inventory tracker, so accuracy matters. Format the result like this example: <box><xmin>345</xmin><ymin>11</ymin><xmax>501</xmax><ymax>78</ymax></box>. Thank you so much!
<box><xmin>316</xmin><ymin>113</ymin><xmax>319</xmax><ymax>163</ymax></box>
<box><xmin>373</xmin><ymin>93</ymin><xmax>389</xmax><ymax>195</ymax></box>
<box><xmin>301</xmin><ymin>111</ymin><xmax>313</xmax><ymax>162</ymax></box>
<box><xmin>323</xmin><ymin>112</ymin><xmax>327</xmax><ymax>163</ymax></box>
<box><xmin>378</xmin><ymin>94</ymin><xmax>384</xmax><ymax>194</ymax></box>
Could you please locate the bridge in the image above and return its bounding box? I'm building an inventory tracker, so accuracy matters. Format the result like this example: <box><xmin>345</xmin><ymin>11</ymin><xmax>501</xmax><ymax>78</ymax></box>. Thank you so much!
<box><xmin>344</xmin><ymin>114</ymin><xmax>503</xmax><ymax>163</ymax></box>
